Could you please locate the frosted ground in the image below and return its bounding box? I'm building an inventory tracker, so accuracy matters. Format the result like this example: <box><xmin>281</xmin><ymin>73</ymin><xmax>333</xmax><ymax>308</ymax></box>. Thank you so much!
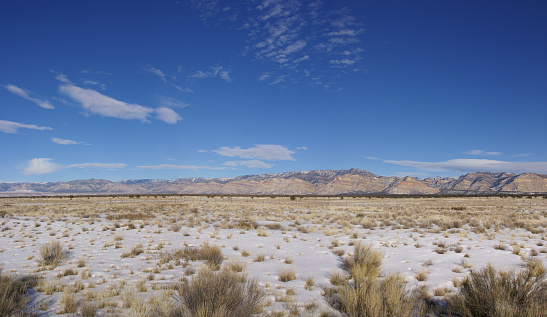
<box><xmin>0</xmin><ymin>195</ymin><xmax>546</xmax><ymax>316</ymax></box>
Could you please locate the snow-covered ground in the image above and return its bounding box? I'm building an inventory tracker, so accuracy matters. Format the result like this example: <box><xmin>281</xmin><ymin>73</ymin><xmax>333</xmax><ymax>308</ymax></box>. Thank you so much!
<box><xmin>0</xmin><ymin>195</ymin><xmax>545</xmax><ymax>316</ymax></box>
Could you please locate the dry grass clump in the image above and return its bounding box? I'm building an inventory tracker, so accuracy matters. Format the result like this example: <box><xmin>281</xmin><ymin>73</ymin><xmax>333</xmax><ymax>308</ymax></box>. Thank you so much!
<box><xmin>38</xmin><ymin>240</ymin><xmax>70</xmax><ymax>268</ymax></box>
<box><xmin>326</xmin><ymin>242</ymin><xmax>422</xmax><ymax>317</ymax></box>
<box><xmin>342</xmin><ymin>241</ymin><xmax>383</xmax><ymax>281</ymax></box>
<box><xmin>157</xmin><ymin>243</ymin><xmax>223</xmax><ymax>270</ymax></box>
<box><xmin>0</xmin><ymin>270</ymin><xmax>35</xmax><ymax>316</ymax></box>
<box><xmin>121</xmin><ymin>243</ymin><xmax>144</xmax><ymax>258</ymax></box>
<box><xmin>447</xmin><ymin>259</ymin><xmax>547</xmax><ymax>317</ymax></box>
<box><xmin>278</xmin><ymin>266</ymin><xmax>297</xmax><ymax>282</ymax></box>
<box><xmin>163</xmin><ymin>268</ymin><xmax>264</xmax><ymax>317</ymax></box>
<box><xmin>60</xmin><ymin>290</ymin><xmax>80</xmax><ymax>314</ymax></box>
<box><xmin>304</xmin><ymin>275</ymin><xmax>316</xmax><ymax>290</ymax></box>
<box><xmin>225</xmin><ymin>259</ymin><xmax>247</xmax><ymax>273</ymax></box>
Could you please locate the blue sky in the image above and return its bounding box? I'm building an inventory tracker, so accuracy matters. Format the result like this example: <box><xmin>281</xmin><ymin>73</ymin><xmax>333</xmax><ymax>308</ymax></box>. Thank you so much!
<box><xmin>1</xmin><ymin>0</ymin><xmax>546</xmax><ymax>182</ymax></box>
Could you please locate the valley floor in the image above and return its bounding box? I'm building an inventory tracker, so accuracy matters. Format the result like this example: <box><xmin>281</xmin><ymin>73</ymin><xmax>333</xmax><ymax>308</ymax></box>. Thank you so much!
<box><xmin>0</xmin><ymin>195</ymin><xmax>546</xmax><ymax>316</ymax></box>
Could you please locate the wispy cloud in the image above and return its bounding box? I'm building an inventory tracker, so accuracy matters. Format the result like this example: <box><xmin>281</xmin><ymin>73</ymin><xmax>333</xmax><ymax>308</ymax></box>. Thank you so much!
<box><xmin>68</xmin><ymin>163</ymin><xmax>127</xmax><ymax>169</ymax></box>
<box><xmin>213</xmin><ymin>144</ymin><xmax>296</xmax><ymax>161</ymax></box>
<box><xmin>21</xmin><ymin>158</ymin><xmax>126</xmax><ymax>175</ymax></box>
<box><xmin>144</xmin><ymin>66</ymin><xmax>167</xmax><ymax>82</ymax></box>
<box><xmin>82</xmin><ymin>80</ymin><xmax>107</xmax><ymax>90</ymax></box>
<box><xmin>465</xmin><ymin>150</ymin><xmax>502</xmax><ymax>156</ymax></box>
<box><xmin>385</xmin><ymin>158</ymin><xmax>547</xmax><ymax>174</ymax></box>
<box><xmin>54</xmin><ymin>72</ymin><xmax>72</xmax><ymax>84</ymax></box>
<box><xmin>51</xmin><ymin>137</ymin><xmax>87</xmax><ymax>145</ymax></box>
<box><xmin>189</xmin><ymin>66</ymin><xmax>232</xmax><ymax>82</ymax></box>
<box><xmin>0</xmin><ymin>120</ymin><xmax>52</xmax><ymax>134</ymax></box>
<box><xmin>223</xmin><ymin>160</ymin><xmax>273</xmax><ymax>168</ymax></box>
<box><xmin>136</xmin><ymin>164</ymin><xmax>229</xmax><ymax>170</ymax></box>
<box><xmin>59</xmin><ymin>84</ymin><xmax>182</xmax><ymax>124</ymax></box>
<box><xmin>155</xmin><ymin>107</ymin><xmax>182</xmax><ymax>124</ymax></box>
<box><xmin>156</xmin><ymin>95</ymin><xmax>190</xmax><ymax>109</ymax></box>
<box><xmin>514</xmin><ymin>153</ymin><xmax>534</xmax><ymax>157</ymax></box>
<box><xmin>258</xmin><ymin>72</ymin><xmax>271</xmax><ymax>81</ymax></box>
<box><xmin>186</xmin><ymin>1</ymin><xmax>365</xmax><ymax>87</ymax></box>
<box><xmin>5</xmin><ymin>84</ymin><xmax>54</xmax><ymax>109</ymax></box>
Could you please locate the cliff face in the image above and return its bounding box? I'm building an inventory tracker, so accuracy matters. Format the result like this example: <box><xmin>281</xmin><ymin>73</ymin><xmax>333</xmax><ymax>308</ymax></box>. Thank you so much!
<box><xmin>1</xmin><ymin>169</ymin><xmax>546</xmax><ymax>196</ymax></box>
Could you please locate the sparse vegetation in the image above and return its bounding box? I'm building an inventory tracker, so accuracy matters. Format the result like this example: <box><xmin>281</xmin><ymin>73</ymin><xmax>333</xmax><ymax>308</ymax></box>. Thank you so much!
<box><xmin>164</xmin><ymin>268</ymin><xmax>264</xmax><ymax>317</ymax></box>
<box><xmin>38</xmin><ymin>240</ymin><xmax>69</xmax><ymax>268</ymax></box>
<box><xmin>447</xmin><ymin>259</ymin><xmax>547</xmax><ymax>316</ymax></box>
<box><xmin>0</xmin><ymin>270</ymin><xmax>35</xmax><ymax>316</ymax></box>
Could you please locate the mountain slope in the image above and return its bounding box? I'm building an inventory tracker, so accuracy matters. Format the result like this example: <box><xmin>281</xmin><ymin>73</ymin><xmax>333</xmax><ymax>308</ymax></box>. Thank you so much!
<box><xmin>1</xmin><ymin>169</ymin><xmax>546</xmax><ymax>195</ymax></box>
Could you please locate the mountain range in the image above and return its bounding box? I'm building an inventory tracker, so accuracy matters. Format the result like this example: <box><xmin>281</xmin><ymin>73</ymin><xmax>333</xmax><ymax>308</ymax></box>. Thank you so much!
<box><xmin>1</xmin><ymin>169</ymin><xmax>547</xmax><ymax>196</ymax></box>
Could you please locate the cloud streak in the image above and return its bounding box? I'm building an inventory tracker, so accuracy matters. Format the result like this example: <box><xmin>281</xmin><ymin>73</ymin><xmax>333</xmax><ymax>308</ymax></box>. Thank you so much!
<box><xmin>0</xmin><ymin>120</ymin><xmax>52</xmax><ymax>134</ymax></box>
<box><xmin>5</xmin><ymin>84</ymin><xmax>54</xmax><ymax>109</ymax></box>
<box><xmin>51</xmin><ymin>137</ymin><xmax>86</xmax><ymax>145</ymax></box>
<box><xmin>21</xmin><ymin>158</ymin><xmax>127</xmax><ymax>175</ymax></box>
<box><xmin>213</xmin><ymin>144</ymin><xmax>296</xmax><ymax>161</ymax></box>
<box><xmin>465</xmin><ymin>150</ymin><xmax>502</xmax><ymax>156</ymax></box>
<box><xmin>385</xmin><ymin>158</ymin><xmax>547</xmax><ymax>174</ymax></box>
<box><xmin>59</xmin><ymin>84</ymin><xmax>182</xmax><ymax>124</ymax></box>
<box><xmin>189</xmin><ymin>66</ymin><xmax>232</xmax><ymax>82</ymax></box>
<box><xmin>188</xmin><ymin>1</ymin><xmax>365</xmax><ymax>86</ymax></box>
<box><xmin>223</xmin><ymin>160</ymin><xmax>273</xmax><ymax>168</ymax></box>
<box><xmin>136</xmin><ymin>164</ymin><xmax>229</xmax><ymax>170</ymax></box>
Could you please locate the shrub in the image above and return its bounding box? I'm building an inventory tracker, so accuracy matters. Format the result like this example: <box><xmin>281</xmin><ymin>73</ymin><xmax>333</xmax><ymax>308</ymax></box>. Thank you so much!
<box><xmin>200</xmin><ymin>243</ymin><xmax>223</xmax><ymax>270</ymax></box>
<box><xmin>278</xmin><ymin>266</ymin><xmax>297</xmax><ymax>282</ymax></box>
<box><xmin>164</xmin><ymin>269</ymin><xmax>264</xmax><ymax>317</ymax></box>
<box><xmin>342</xmin><ymin>241</ymin><xmax>383</xmax><ymax>283</ymax></box>
<box><xmin>334</xmin><ymin>272</ymin><xmax>420</xmax><ymax>317</ymax></box>
<box><xmin>38</xmin><ymin>240</ymin><xmax>69</xmax><ymax>268</ymax></box>
<box><xmin>326</xmin><ymin>243</ymin><xmax>423</xmax><ymax>317</ymax></box>
<box><xmin>447</xmin><ymin>259</ymin><xmax>547</xmax><ymax>317</ymax></box>
<box><xmin>0</xmin><ymin>270</ymin><xmax>34</xmax><ymax>316</ymax></box>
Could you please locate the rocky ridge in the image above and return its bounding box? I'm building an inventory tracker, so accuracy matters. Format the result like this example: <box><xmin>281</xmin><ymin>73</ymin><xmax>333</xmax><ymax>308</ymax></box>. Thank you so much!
<box><xmin>1</xmin><ymin>169</ymin><xmax>547</xmax><ymax>196</ymax></box>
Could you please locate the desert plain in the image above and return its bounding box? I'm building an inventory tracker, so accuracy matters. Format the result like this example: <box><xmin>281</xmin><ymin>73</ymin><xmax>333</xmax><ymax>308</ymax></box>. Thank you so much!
<box><xmin>0</xmin><ymin>195</ymin><xmax>546</xmax><ymax>316</ymax></box>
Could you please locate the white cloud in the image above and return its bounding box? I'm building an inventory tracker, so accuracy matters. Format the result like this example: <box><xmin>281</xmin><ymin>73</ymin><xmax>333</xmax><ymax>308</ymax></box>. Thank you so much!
<box><xmin>155</xmin><ymin>107</ymin><xmax>182</xmax><ymax>124</ymax></box>
<box><xmin>465</xmin><ymin>150</ymin><xmax>502</xmax><ymax>156</ymax></box>
<box><xmin>213</xmin><ymin>144</ymin><xmax>295</xmax><ymax>161</ymax></box>
<box><xmin>515</xmin><ymin>153</ymin><xmax>534</xmax><ymax>157</ymax></box>
<box><xmin>172</xmin><ymin>84</ymin><xmax>193</xmax><ymax>93</ymax></box>
<box><xmin>259</xmin><ymin>72</ymin><xmax>271</xmax><ymax>81</ymax></box>
<box><xmin>384</xmin><ymin>158</ymin><xmax>547</xmax><ymax>174</ymax></box>
<box><xmin>82</xmin><ymin>80</ymin><xmax>107</xmax><ymax>90</ymax></box>
<box><xmin>5</xmin><ymin>84</ymin><xmax>54</xmax><ymax>109</ymax></box>
<box><xmin>54</xmin><ymin>73</ymin><xmax>72</xmax><ymax>84</ymax></box>
<box><xmin>219</xmin><ymin>70</ymin><xmax>231</xmax><ymax>82</ymax></box>
<box><xmin>156</xmin><ymin>95</ymin><xmax>190</xmax><ymax>109</ymax></box>
<box><xmin>296</xmin><ymin>146</ymin><xmax>307</xmax><ymax>150</ymax></box>
<box><xmin>69</xmin><ymin>163</ymin><xmax>126</xmax><ymax>169</ymax></box>
<box><xmin>0</xmin><ymin>120</ymin><xmax>52</xmax><ymax>134</ymax></box>
<box><xmin>223</xmin><ymin>160</ymin><xmax>273</xmax><ymax>168</ymax></box>
<box><xmin>21</xmin><ymin>158</ymin><xmax>127</xmax><ymax>175</ymax></box>
<box><xmin>190</xmin><ymin>70</ymin><xmax>210</xmax><ymax>79</ymax></box>
<box><xmin>144</xmin><ymin>66</ymin><xmax>167</xmax><ymax>82</ymax></box>
<box><xmin>59</xmin><ymin>84</ymin><xmax>181</xmax><ymax>124</ymax></box>
<box><xmin>189</xmin><ymin>66</ymin><xmax>232</xmax><ymax>82</ymax></box>
<box><xmin>136</xmin><ymin>164</ymin><xmax>228</xmax><ymax>170</ymax></box>
<box><xmin>22</xmin><ymin>158</ymin><xmax>64</xmax><ymax>175</ymax></box>
<box><xmin>330</xmin><ymin>58</ymin><xmax>357</xmax><ymax>65</ymax></box>
<box><xmin>51</xmin><ymin>137</ymin><xmax>86</xmax><ymax>145</ymax></box>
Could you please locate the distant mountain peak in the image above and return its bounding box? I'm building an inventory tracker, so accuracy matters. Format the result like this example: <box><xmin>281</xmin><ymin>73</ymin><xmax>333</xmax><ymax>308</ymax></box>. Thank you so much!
<box><xmin>1</xmin><ymin>169</ymin><xmax>546</xmax><ymax>196</ymax></box>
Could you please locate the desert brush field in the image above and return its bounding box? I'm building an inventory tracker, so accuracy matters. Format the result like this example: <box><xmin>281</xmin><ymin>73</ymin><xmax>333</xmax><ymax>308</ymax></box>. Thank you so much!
<box><xmin>1</xmin><ymin>195</ymin><xmax>546</xmax><ymax>316</ymax></box>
